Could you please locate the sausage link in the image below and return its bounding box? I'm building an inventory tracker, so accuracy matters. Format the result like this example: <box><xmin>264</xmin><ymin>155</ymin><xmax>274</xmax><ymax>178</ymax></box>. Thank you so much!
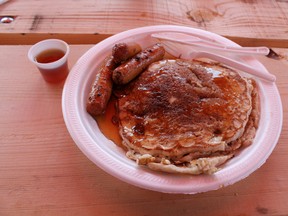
<box><xmin>87</xmin><ymin>43</ymin><xmax>142</xmax><ymax>117</ymax></box>
<box><xmin>86</xmin><ymin>56</ymin><xmax>115</xmax><ymax>117</ymax></box>
<box><xmin>112</xmin><ymin>42</ymin><xmax>142</xmax><ymax>64</ymax></box>
<box><xmin>112</xmin><ymin>43</ymin><xmax>165</xmax><ymax>85</ymax></box>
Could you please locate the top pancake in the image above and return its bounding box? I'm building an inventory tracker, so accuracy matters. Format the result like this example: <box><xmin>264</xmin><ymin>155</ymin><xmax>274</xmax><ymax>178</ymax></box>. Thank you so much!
<box><xmin>116</xmin><ymin>59</ymin><xmax>254</xmax><ymax>163</ymax></box>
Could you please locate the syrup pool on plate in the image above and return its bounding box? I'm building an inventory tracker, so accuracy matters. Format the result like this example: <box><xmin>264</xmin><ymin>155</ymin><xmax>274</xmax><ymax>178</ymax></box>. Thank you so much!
<box><xmin>95</xmin><ymin>97</ymin><xmax>123</xmax><ymax>147</ymax></box>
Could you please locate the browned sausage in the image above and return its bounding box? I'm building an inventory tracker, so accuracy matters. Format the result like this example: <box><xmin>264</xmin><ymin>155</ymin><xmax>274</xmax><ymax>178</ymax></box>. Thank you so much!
<box><xmin>112</xmin><ymin>42</ymin><xmax>141</xmax><ymax>64</ymax></box>
<box><xmin>87</xmin><ymin>43</ymin><xmax>142</xmax><ymax>117</ymax></box>
<box><xmin>86</xmin><ymin>56</ymin><xmax>116</xmax><ymax>117</ymax></box>
<box><xmin>112</xmin><ymin>43</ymin><xmax>165</xmax><ymax>85</ymax></box>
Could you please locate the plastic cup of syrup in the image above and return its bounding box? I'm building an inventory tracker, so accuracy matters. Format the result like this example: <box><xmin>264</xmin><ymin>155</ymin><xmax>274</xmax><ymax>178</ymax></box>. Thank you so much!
<box><xmin>28</xmin><ymin>39</ymin><xmax>70</xmax><ymax>83</ymax></box>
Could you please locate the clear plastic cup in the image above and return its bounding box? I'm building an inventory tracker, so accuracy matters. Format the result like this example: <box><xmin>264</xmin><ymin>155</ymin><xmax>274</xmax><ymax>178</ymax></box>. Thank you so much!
<box><xmin>28</xmin><ymin>39</ymin><xmax>70</xmax><ymax>83</ymax></box>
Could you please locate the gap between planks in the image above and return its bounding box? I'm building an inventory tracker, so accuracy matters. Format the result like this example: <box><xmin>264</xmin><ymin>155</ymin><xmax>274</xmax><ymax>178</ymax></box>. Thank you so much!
<box><xmin>1</xmin><ymin>33</ymin><xmax>288</xmax><ymax>48</ymax></box>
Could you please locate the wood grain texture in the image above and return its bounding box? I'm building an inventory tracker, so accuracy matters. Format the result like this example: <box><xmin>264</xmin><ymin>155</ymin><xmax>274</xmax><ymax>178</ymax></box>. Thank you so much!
<box><xmin>0</xmin><ymin>45</ymin><xmax>287</xmax><ymax>216</ymax></box>
<box><xmin>0</xmin><ymin>0</ymin><xmax>288</xmax><ymax>46</ymax></box>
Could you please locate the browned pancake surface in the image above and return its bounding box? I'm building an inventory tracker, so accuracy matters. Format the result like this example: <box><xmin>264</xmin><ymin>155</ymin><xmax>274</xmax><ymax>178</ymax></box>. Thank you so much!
<box><xmin>116</xmin><ymin>59</ymin><xmax>255</xmax><ymax>166</ymax></box>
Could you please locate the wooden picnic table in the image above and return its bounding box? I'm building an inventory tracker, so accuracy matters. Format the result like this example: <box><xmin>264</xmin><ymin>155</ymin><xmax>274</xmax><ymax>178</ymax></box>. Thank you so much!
<box><xmin>0</xmin><ymin>1</ymin><xmax>287</xmax><ymax>215</ymax></box>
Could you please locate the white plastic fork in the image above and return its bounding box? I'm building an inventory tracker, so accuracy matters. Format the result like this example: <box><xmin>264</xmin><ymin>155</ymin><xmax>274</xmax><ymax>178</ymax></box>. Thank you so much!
<box><xmin>152</xmin><ymin>32</ymin><xmax>270</xmax><ymax>56</ymax></box>
<box><xmin>162</xmin><ymin>41</ymin><xmax>276</xmax><ymax>83</ymax></box>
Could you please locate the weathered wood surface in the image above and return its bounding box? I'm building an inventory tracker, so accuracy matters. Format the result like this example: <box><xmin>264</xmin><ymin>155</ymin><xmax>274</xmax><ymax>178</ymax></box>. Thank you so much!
<box><xmin>0</xmin><ymin>45</ymin><xmax>287</xmax><ymax>216</ymax></box>
<box><xmin>1</xmin><ymin>1</ymin><xmax>288</xmax><ymax>215</ymax></box>
<box><xmin>0</xmin><ymin>0</ymin><xmax>288</xmax><ymax>46</ymax></box>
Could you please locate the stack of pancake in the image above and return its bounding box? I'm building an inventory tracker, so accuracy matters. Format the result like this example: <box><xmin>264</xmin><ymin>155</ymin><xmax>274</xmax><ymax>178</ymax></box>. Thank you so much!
<box><xmin>116</xmin><ymin>59</ymin><xmax>259</xmax><ymax>174</ymax></box>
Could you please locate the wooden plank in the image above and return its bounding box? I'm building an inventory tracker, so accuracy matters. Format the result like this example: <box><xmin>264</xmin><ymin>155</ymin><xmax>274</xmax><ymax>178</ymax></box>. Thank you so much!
<box><xmin>0</xmin><ymin>45</ymin><xmax>288</xmax><ymax>215</ymax></box>
<box><xmin>0</xmin><ymin>0</ymin><xmax>288</xmax><ymax>46</ymax></box>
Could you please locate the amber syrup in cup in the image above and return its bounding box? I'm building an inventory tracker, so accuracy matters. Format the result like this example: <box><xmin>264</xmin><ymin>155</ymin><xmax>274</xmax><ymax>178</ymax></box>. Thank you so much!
<box><xmin>36</xmin><ymin>49</ymin><xmax>65</xmax><ymax>64</ymax></box>
<box><xmin>28</xmin><ymin>39</ymin><xmax>70</xmax><ymax>83</ymax></box>
<box><xmin>35</xmin><ymin>49</ymin><xmax>69</xmax><ymax>83</ymax></box>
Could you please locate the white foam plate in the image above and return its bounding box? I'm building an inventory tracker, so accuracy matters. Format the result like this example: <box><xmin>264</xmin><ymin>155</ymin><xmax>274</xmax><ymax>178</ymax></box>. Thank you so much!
<box><xmin>62</xmin><ymin>25</ymin><xmax>283</xmax><ymax>194</ymax></box>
